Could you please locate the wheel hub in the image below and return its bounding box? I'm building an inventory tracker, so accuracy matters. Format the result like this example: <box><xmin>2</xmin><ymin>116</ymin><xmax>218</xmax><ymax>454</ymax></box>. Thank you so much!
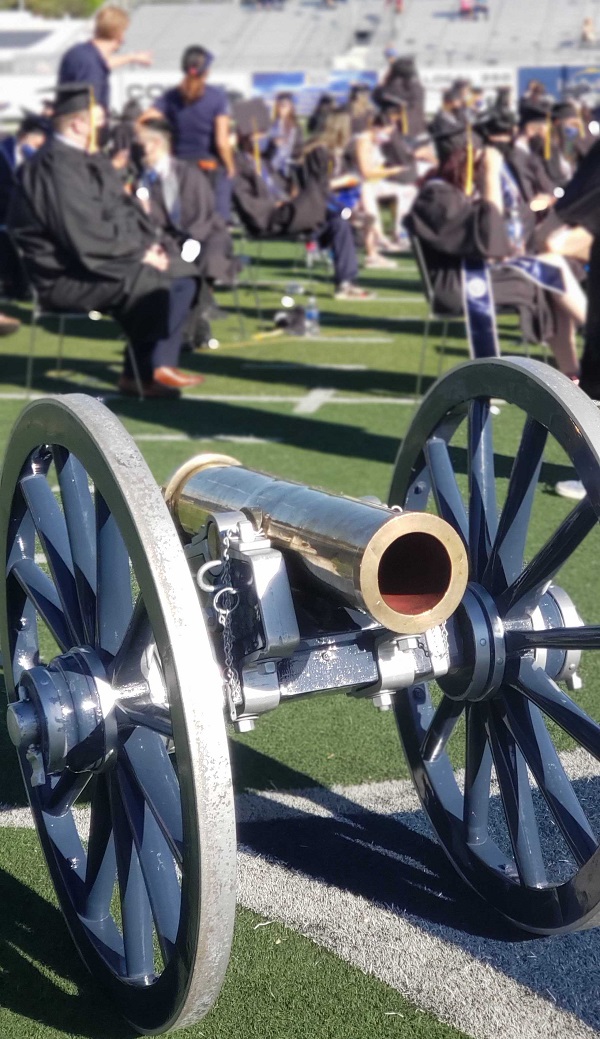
<box><xmin>440</xmin><ymin>584</ymin><xmax>506</xmax><ymax>702</ymax></box>
<box><xmin>6</xmin><ymin>647</ymin><xmax>117</xmax><ymax>786</ymax></box>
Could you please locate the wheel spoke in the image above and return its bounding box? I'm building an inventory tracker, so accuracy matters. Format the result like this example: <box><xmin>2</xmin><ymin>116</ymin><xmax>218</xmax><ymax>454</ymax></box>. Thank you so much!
<box><xmin>483</xmin><ymin>418</ymin><xmax>547</xmax><ymax>595</ymax></box>
<box><xmin>468</xmin><ymin>398</ymin><xmax>498</xmax><ymax>580</ymax></box>
<box><xmin>9</xmin><ymin>557</ymin><xmax>71</xmax><ymax>652</ymax></box>
<box><xmin>121</xmin><ymin>729</ymin><xmax>183</xmax><ymax>865</ymax></box>
<box><xmin>96</xmin><ymin>491</ymin><xmax>133</xmax><ymax>658</ymax></box>
<box><xmin>506</xmin><ymin>624</ymin><xmax>600</xmax><ymax>654</ymax></box>
<box><xmin>516</xmin><ymin>661</ymin><xmax>600</xmax><ymax>761</ymax></box>
<box><xmin>464</xmin><ymin>702</ymin><xmax>493</xmax><ymax>846</ymax></box>
<box><xmin>116</xmin><ymin>703</ymin><xmax>173</xmax><ymax>738</ymax></box>
<box><xmin>85</xmin><ymin>773</ymin><xmax>118</xmax><ymax>922</ymax></box>
<box><xmin>54</xmin><ymin>447</ymin><xmax>97</xmax><ymax>646</ymax></box>
<box><xmin>109</xmin><ymin>772</ymin><xmax>155</xmax><ymax>979</ymax></box>
<box><xmin>424</xmin><ymin>437</ymin><xmax>468</xmax><ymax>543</ymax></box>
<box><xmin>498</xmin><ymin>498</ymin><xmax>597</xmax><ymax>615</ymax></box>
<box><xmin>420</xmin><ymin>695</ymin><xmax>464</xmax><ymax>761</ymax></box>
<box><xmin>486</xmin><ymin>702</ymin><xmax>547</xmax><ymax>887</ymax></box>
<box><xmin>43</xmin><ymin>770</ymin><xmax>92</xmax><ymax>817</ymax></box>
<box><xmin>20</xmin><ymin>473</ymin><xmax>84</xmax><ymax>645</ymax></box>
<box><xmin>502</xmin><ymin>691</ymin><xmax>598</xmax><ymax>866</ymax></box>
<box><xmin>117</xmin><ymin>760</ymin><xmax>181</xmax><ymax>957</ymax></box>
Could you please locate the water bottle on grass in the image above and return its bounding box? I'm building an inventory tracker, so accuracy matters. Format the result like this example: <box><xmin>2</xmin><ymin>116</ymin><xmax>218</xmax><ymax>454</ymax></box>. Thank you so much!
<box><xmin>305</xmin><ymin>296</ymin><xmax>320</xmax><ymax>337</ymax></box>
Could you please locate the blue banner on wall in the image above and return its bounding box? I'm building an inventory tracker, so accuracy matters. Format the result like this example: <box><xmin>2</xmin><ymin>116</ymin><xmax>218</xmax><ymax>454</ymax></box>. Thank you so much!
<box><xmin>519</xmin><ymin>64</ymin><xmax>600</xmax><ymax>100</ymax></box>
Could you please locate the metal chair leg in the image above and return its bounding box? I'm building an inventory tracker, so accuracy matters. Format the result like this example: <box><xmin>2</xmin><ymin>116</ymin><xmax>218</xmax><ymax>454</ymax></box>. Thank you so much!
<box><xmin>25</xmin><ymin>310</ymin><xmax>38</xmax><ymax>393</ymax></box>
<box><xmin>415</xmin><ymin>314</ymin><xmax>431</xmax><ymax>399</ymax></box>
<box><xmin>56</xmin><ymin>314</ymin><xmax>66</xmax><ymax>372</ymax></box>
<box><xmin>125</xmin><ymin>340</ymin><xmax>145</xmax><ymax>401</ymax></box>
<box><xmin>232</xmin><ymin>281</ymin><xmax>246</xmax><ymax>341</ymax></box>
<box><xmin>438</xmin><ymin>320</ymin><xmax>449</xmax><ymax>377</ymax></box>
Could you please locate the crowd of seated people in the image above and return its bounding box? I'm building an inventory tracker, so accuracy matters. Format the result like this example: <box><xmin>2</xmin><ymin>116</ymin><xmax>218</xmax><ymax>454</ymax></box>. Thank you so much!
<box><xmin>2</xmin><ymin>31</ymin><xmax>600</xmax><ymax>405</ymax></box>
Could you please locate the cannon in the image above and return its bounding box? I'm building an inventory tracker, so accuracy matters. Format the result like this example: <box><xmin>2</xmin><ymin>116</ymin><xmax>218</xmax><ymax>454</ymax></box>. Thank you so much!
<box><xmin>1</xmin><ymin>356</ymin><xmax>600</xmax><ymax>1034</ymax></box>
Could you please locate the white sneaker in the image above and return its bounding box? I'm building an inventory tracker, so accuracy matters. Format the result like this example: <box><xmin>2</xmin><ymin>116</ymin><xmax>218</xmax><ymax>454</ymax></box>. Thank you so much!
<box><xmin>554</xmin><ymin>479</ymin><xmax>586</xmax><ymax>500</ymax></box>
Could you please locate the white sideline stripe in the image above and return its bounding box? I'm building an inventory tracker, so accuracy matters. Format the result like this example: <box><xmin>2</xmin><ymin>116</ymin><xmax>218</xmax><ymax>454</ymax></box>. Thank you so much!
<box><xmin>134</xmin><ymin>434</ymin><xmax>281</xmax><ymax>445</ymax></box>
<box><xmin>0</xmin><ymin>392</ymin><xmax>416</xmax><ymax>405</ymax></box>
<box><xmin>293</xmin><ymin>388</ymin><xmax>336</xmax><ymax>414</ymax></box>
<box><xmin>1</xmin><ymin>750</ymin><xmax>598</xmax><ymax>1037</ymax></box>
<box><xmin>242</xmin><ymin>362</ymin><xmax>368</xmax><ymax>371</ymax></box>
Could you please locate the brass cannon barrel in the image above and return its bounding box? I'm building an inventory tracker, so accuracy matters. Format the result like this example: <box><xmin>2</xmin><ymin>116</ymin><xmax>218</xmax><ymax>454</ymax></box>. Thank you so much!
<box><xmin>165</xmin><ymin>455</ymin><xmax>468</xmax><ymax>636</ymax></box>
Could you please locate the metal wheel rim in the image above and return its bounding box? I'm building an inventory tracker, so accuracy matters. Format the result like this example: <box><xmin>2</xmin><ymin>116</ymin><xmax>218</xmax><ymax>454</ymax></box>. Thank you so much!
<box><xmin>0</xmin><ymin>394</ymin><xmax>236</xmax><ymax>1033</ymax></box>
<box><xmin>389</xmin><ymin>358</ymin><xmax>600</xmax><ymax>935</ymax></box>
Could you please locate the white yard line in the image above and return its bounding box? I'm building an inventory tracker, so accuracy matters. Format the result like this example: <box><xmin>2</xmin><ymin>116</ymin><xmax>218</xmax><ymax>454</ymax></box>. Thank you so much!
<box><xmin>293</xmin><ymin>388</ymin><xmax>336</xmax><ymax>414</ymax></box>
<box><xmin>242</xmin><ymin>362</ymin><xmax>367</xmax><ymax>371</ymax></box>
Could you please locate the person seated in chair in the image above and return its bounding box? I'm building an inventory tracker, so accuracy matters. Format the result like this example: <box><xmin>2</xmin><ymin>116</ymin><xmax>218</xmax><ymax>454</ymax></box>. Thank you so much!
<box><xmin>8</xmin><ymin>83</ymin><xmax>204</xmax><ymax>397</ymax></box>
<box><xmin>405</xmin><ymin>124</ymin><xmax>586</xmax><ymax>378</ymax></box>
<box><xmin>233</xmin><ymin>131</ymin><xmax>373</xmax><ymax>300</ymax></box>
<box><xmin>135</xmin><ymin>116</ymin><xmax>240</xmax><ymax>345</ymax></box>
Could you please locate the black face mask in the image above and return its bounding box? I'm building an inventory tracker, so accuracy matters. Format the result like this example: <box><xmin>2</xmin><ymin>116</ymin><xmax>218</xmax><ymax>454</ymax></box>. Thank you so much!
<box><xmin>130</xmin><ymin>141</ymin><xmax>146</xmax><ymax>175</ymax></box>
<box><xmin>529</xmin><ymin>134</ymin><xmax>546</xmax><ymax>157</ymax></box>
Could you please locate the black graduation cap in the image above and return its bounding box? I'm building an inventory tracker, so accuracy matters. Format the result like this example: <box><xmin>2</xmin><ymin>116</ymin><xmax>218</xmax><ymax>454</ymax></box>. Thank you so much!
<box><xmin>476</xmin><ymin>107</ymin><xmax>517</xmax><ymax>139</ymax></box>
<box><xmin>53</xmin><ymin>82</ymin><xmax>95</xmax><ymax>118</ymax></box>
<box><xmin>138</xmin><ymin>116</ymin><xmax>173</xmax><ymax>137</ymax></box>
<box><xmin>232</xmin><ymin>98</ymin><xmax>270</xmax><ymax>137</ymax></box>
<box><xmin>552</xmin><ymin>100</ymin><xmax>579</xmax><ymax>121</ymax></box>
<box><xmin>518</xmin><ymin>98</ymin><xmax>551</xmax><ymax>126</ymax></box>
<box><xmin>390</xmin><ymin>55</ymin><xmax>416</xmax><ymax>78</ymax></box>
<box><xmin>430</xmin><ymin>121</ymin><xmax>483</xmax><ymax>163</ymax></box>
<box><xmin>18</xmin><ymin>109</ymin><xmax>50</xmax><ymax>136</ymax></box>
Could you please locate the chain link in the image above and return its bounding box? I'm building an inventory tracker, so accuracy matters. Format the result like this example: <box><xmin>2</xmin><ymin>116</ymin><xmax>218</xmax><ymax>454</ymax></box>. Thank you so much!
<box><xmin>213</xmin><ymin>529</ymin><xmax>243</xmax><ymax>721</ymax></box>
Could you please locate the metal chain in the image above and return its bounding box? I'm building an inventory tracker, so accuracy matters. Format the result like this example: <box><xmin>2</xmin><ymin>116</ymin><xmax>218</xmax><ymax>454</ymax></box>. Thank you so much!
<box><xmin>213</xmin><ymin>529</ymin><xmax>243</xmax><ymax>721</ymax></box>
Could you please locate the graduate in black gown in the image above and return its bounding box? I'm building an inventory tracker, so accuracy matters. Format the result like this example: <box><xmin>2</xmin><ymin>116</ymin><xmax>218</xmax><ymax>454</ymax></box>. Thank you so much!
<box><xmin>405</xmin><ymin>124</ymin><xmax>586</xmax><ymax>377</ymax></box>
<box><xmin>9</xmin><ymin>83</ymin><xmax>205</xmax><ymax>397</ymax></box>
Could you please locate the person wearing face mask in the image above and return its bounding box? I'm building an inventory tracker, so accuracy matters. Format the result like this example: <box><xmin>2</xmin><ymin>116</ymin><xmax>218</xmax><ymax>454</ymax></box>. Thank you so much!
<box><xmin>0</xmin><ymin>112</ymin><xmax>48</xmax><ymax>223</ymax></box>
<box><xmin>355</xmin><ymin>112</ymin><xmax>417</xmax><ymax>253</ymax></box>
<box><xmin>545</xmin><ymin>100</ymin><xmax>594</xmax><ymax>187</ymax></box>
<box><xmin>405</xmin><ymin>123</ymin><xmax>586</xmax><ymax>377</ymax></box>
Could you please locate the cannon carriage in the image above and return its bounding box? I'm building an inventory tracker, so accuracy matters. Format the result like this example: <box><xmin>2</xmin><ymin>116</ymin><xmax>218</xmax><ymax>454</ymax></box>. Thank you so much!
<box><xmin>1</xmin><ymin>356</ymin><xmax>600</xmax><ymax>1034</ymax></box>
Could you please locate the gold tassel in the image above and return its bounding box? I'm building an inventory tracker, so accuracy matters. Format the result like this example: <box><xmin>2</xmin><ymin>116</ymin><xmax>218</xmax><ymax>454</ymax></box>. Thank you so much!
<box><xmin>88</xmin><ymin>85</ymin><xmax>97</xmax><ymax>154</ymax></box>
<box><xmin>251</xmin><ymin>117</ymin><xmax>262</xmax><ymax>177</ymax></box>
<box><xmin>401</xmin><ymin>102</ymin><xmax>408</xmax><ymax>135</ymax></box>
<box><xmin>465</xmin><ymin>124</ymin><xmax>474</xmax><ymax>196</ymax></box>
<box><xmin>544</xmin><ymin>111</ymin><xmax>552</xmax><ymax>160</ymax></box>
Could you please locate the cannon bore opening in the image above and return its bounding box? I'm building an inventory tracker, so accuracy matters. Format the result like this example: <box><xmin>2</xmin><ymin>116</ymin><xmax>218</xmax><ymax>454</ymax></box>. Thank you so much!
<box><xmin>378</xmin><ymin>531</ymin><xmax>453</xmax><ymax>617</ymax></box>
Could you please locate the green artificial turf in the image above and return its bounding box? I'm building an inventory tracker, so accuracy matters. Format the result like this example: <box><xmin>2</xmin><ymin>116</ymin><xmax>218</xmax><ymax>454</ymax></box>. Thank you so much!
<box><xmin>0</xmin><ymin>235</ymin><xmax>597</xmax><ymax>1039</ymax></box>
<box><xmin>0</xmin><ymin>830</ymin><xmax>468</xmax><ymax>1039</ymax></box>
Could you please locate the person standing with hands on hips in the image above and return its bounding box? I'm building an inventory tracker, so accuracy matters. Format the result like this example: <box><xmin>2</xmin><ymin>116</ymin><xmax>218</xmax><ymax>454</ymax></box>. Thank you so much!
<box><xmin>147</xmin><ymin>46</ymin><xmax>236</xmax><ymax>223</ymax></box>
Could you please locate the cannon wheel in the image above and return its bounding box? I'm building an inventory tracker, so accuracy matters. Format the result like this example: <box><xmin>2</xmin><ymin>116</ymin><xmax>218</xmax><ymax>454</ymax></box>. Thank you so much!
<box><xmin>0</xmin><ymin>395</ymin><xmax>236</xmax><ymax>1034</ymax></box>
<box><xmin>389</xmin><ymin>357</ymin><xmax>600</xmax><ymax>935</ymax></box>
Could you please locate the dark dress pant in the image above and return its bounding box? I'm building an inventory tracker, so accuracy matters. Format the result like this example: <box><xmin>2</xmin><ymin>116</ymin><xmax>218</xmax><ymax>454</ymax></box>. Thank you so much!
<box><xmin>318</xmin><ymin>213</ymin><xmax>358</xmax><ymax>287</ymax></box>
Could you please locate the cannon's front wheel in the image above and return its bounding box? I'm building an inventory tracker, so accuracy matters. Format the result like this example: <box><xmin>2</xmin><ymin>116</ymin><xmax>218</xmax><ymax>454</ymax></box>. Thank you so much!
<box><xmin>390</xmin><ymin>358</ymin><xmax>600</xmax><ymax>935</ymax></box>
<box><xmin>0</xmin><ymin>395</ymin><xmax>236</xmax><ymax>1034</ymax></box>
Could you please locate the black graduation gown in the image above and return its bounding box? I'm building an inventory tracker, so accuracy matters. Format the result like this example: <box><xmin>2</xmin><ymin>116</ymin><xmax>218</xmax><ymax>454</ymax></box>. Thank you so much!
<box><xmin>146</xmin><ymin>158</ymin><xmax>237</xmax><ymax>284</ymax></box>
<box><xmin>553</xmin><ymin>138</ymin><xmax>600</xmax><ymax>393</ymax></box>
<box><xmin>232</xmin><ymin>151</ymin><xmax>327</xmax><ymax>236</ymax></box>
<box><xmin>373</xmin><ymin>75</ymin><xmax>426</xmax><ymax>136</ymax></box>
<box><xmin>9</xmin><ymin>138</ymin><xmax>194</xmax><ymax>345</ymax></box>
<box><xmin>405</xmin><ymin>179</ymin><xmax>555</xmax><ymax>342</ymax></box>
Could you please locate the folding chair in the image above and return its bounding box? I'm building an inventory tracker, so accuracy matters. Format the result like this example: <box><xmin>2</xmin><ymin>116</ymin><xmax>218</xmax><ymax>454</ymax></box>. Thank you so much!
<box><xmin>410</xmin><ymin>233</ymin><xmax>466</xmax><ymax>398</ymax></box>
<box><xmin>2</xmin><ymin>228</ymin><xmax>144</xmax><ymax>398</ymax></box>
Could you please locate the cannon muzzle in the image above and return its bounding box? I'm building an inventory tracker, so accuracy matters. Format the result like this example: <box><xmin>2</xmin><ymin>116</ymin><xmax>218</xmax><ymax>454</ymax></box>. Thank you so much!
<box><xmin>165</xmin><ymin>455</ymin><xmax>468</xmax><ymax>636</ymax></box>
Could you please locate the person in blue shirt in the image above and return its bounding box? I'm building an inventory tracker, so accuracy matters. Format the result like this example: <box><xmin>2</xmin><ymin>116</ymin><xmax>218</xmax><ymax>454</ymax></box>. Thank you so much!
<box><xmin>149</xmin><ymin>46</ymin><xmax>235</xmax><ymax>221</ymax></box>
<box><xmin>58</xmin><ymin>6</ymin><xmax>151</xmax><ymax>115</ymax></box>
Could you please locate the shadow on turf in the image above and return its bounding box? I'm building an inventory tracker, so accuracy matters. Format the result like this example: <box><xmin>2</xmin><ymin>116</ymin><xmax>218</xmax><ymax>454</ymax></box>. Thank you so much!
<box><xmin>0</xmin><ymin>867</ymin><xmax>135</xmax><ymax>1037</ymax></box>
<box><xmin>235</xmin><ymin>744</ymin><xmax>600</xmax><ymax>1031</ymax></box>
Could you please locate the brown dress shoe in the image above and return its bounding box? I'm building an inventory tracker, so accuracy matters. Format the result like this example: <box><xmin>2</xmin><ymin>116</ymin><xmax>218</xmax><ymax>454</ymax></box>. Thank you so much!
<box><xmin>153</xmin><ymin>366</ymin><xmax>205</xmax><ymax>388</ymax></box>
<box><xmin>0</xmin><ymin>312</ymin><xmax>20</xmax><ymax>336</ymax></box>
<box><xmin>118</xmin><ymin>375</ymin><xmax>180</xmax><ymax>399</ymax></box>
